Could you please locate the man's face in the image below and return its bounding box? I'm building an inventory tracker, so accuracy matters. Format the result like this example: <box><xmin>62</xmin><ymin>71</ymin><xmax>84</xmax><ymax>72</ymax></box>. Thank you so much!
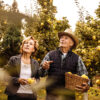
<box><xmin>59</xmin><ymin>35</ymin><xmax>74</xmax><ymax>49</ymax></box>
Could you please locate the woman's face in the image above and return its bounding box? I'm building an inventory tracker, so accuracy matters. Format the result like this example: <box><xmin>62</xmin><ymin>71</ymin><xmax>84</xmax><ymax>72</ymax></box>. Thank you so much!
<box><xmin>22</xmin><ymin>39</ymin><xmax>35</xmax><ymax>54</ymax></box>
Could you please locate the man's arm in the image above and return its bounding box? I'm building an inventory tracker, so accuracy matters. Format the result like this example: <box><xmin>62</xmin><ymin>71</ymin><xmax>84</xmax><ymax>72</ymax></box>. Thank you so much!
<box><xmin>38</xmin><ymin>53</ymin><xmax>50</xmax><ymax>77</ymax></box>
<box><xmin>75</xmin><ymin>56</ymin><xmax>90</xmax><ymax>92</ymax></box>
<box><xmin>77</xmin><ymin>56</ymin><xmax>88</xmax><ymax>76</ymax></box>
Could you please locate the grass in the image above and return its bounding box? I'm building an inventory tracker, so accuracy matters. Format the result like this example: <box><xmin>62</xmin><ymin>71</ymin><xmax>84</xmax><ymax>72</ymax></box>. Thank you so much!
<box><xmin>0</xmin><ymin>82</ymin><xmax>7</xmax><ymax>100</ymax></box>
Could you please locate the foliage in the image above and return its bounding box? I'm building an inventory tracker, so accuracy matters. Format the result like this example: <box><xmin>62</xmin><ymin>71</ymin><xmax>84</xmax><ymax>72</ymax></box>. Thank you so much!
<box><xmin>12</xmin><ymin>0</ymin><xmax>19</xmax><ymax>12</ymax></box>
<box><xmin>74</xmin><ymin>17</ymin><xmax>100</xmax><ymax>78</ymax></box>
<box><xmin>0</xmin><ymin>0</ymin><xmax>99</xmax><ymax>79</ymax></box>
<box><xmin>24</xmin><ymin>0</ymin><xmax>70</xmax><ymax>61</ymax></box>
<box><xmin>0</xmin><ymin>24</ymin><xmax>23</xmax><ymax>66</ymax></box>
<box><xmin>73</xmin><ymin>0</ymin><xmax>100</xmax><ymax>78</ymax></box>
<box><xmin>0</xmin><ymin>19</ymin><xmax>8</xmax><ymax>40</ymax></box>
<box><xmin>95</xmin><ymin>3</ymin><xmax>100</xmax><ymax>18</ymax></box>
<box><xmin>0</xmin><ymin>0</ymin><xmax>32</xmax><ymax>65</ymax></box>
<box><xmin>0</xmin><ymin>0</ymin><xmax>4</xmax><ymax>10</ymax></box>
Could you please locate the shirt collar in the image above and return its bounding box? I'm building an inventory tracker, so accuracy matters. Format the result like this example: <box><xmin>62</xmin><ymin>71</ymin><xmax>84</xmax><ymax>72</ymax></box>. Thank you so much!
<box><xmin>57</xmin><ymin>47</ymin><xmax>72</xmax><ymax>56</ymax></box>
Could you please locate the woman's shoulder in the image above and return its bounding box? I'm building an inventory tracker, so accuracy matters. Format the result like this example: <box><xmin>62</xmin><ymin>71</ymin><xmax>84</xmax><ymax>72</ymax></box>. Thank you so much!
<box><xmin>31</xmin><ymin>58</ymin><xmax>39</xmax><ymax>69</ymax></box>
<box><xmin>9</xmin><ymin>54</ymin><xmax>21</xmax><ymax>61</ymax></box>
<box><xmin>31</xmin><ymin>58</ymin><xmax>38</xmax><ymax>64</ymax></box>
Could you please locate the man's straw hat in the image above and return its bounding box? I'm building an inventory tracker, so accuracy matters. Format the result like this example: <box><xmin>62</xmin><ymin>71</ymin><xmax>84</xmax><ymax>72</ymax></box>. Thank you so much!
<box><xmin>58</xmin><ymin>29</ymin><xmax>78</xmax><ymax>49</ymax></box>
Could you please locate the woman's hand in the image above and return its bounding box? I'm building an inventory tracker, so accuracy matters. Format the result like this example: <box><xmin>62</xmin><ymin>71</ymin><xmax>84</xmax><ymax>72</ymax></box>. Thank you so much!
<box><xmin>75</xmin><ymin>83</ymin><xmax>89</xmax><ymax>92</ymax></box>
<box><xmin>18</xmin><ymin>78</ymin><xmax>28</xmax><ymax>85</ymax></box>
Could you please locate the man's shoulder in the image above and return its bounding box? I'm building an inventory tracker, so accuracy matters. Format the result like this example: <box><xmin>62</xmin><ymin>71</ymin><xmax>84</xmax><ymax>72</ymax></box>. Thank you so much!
<box><xmin>11</xmin><ymin>54</ymin><xmax>21</xmax><ymax>58</ymax></box>
<box><xmin>72</xmin><ymin>51</ymin><xmax>78</xmax><ymax>55</ymax></box>
<box><xmin>48</xmin><ymin>49</ymin><xmax>58</xmax><ymax>55</ymax></box>
<box><xmin>49</xmin><ymin>50</ymin><xmax>57</xmax><ymax>53</ymax></box>
<box><xmin>70</xmin><ymin>51</ymin><xmax>79</xmax><ymax>58</ymax></box>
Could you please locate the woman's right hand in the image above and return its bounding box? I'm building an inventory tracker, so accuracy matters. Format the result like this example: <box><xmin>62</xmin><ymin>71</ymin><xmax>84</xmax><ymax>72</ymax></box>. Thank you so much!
<box><xmin>18</xmin><ymin>78</ymin><xmax>28</xmax><ymax>85</ymax></box>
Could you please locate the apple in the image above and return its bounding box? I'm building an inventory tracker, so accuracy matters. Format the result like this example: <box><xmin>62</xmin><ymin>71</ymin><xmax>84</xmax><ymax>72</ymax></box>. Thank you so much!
<box><xmin>96</xmin><ymin>79</ymin><xmax>100</xmax><ymax>85</ymax></box>
<box><xmin>67</xmin><ymin>72</ymin><xmax>72</xmax><ymax>74</ymax></box>
<box><xmin>81</xmin><ymin>74</ymin><xmax>88</xmax><ymax>79</ymax></box>
<box><xmin>44</xmin><ymin>2</ymin><xmax>47</xmax><ymax>6</ymax></box>
<box><xmin>92</xmin><ymin>36</ymin><xmax>96</xmax><ymax>40</ymax></box>
<box><xmin>41</xmin><ymin>22</ymin><xmax>44</xmax><ymax>26</ymax></box>
<box><xmin>27</xmin><ymin>78</ymin><xmax>35</xmax><ymax>84</ymax></box>
<box><xmin>96</xmin><ymin>46</ymin><xmax>100</xmax><ymax>51</ymax></box>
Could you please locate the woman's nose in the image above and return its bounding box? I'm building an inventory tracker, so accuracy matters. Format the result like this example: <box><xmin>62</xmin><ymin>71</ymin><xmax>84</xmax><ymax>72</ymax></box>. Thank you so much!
<box><xmin>26</xmin><ymin>43</ymin><xmax>29</xmax><ymax>46</ymax></box>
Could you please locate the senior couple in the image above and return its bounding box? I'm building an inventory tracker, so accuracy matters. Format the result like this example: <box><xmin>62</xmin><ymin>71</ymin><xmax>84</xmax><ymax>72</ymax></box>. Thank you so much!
<box><xmin>4</xmin><ymin>29</ymin><xmax>89</xmax><ymax>100</ymax></box>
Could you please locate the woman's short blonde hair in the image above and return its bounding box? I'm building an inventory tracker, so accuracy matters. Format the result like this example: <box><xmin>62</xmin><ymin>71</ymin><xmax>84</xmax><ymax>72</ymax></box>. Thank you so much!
<box><xmin>20</xmin><ymin>36</ymin><xmax>38</xmax><ymax>55</ymax></box>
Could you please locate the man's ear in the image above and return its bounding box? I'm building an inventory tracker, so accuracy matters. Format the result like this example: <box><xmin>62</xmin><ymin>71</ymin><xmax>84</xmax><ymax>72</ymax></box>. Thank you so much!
<box><xmin>70</xmin><ymin>39</ymin><xmax>74</xmax><ymax>47</ymax></box>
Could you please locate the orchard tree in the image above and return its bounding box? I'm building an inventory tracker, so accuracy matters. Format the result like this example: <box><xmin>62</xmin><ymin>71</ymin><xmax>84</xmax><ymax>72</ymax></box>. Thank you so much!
<box><xmin>0</xmin><ymin>25</ymin><xmax>23</xmax><ymax>66</ymax></box>
<box><xmin>95</xmin><ymin>3</ymin><xmax>100</xmax><ymax>18</ymax></box>
<box><xmin>0</xmin><ymin>0</ymin><xmax>7</xmax><ymax>40</ymax></box>
<box><xmin>0</xmin><ymin>0</ymin><xmax>4</xmax><ymax>10</ymax></box>
<box><xmin>24</xmin><ymin>0</ymin><xmax>70</xmax><ymax>61</ymax></box>
<box><xmin>0</xmin><ymin>19</ymin><xmax>8</xmax><ymax>41</ymax></box>
<box><xmin>74</xmin><ymin>4</ymin><xmax>100</xmax><ymax>78</ymax></box>
<box><xmin>0</xmin><ymin>0</ymin><xmax>31</xmax><ymax>28</ymax></box>
<box><xmin>12</xmin><ymin>0</ymin><xmax>19</xmax><ymax>12</ymax></box>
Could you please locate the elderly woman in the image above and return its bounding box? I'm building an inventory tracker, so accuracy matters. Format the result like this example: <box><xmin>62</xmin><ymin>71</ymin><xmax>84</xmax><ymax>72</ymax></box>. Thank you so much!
<box><xmin>4</xmin><ymin>36</ymin><xmax>39</xmax><ymax>100</ymax></box>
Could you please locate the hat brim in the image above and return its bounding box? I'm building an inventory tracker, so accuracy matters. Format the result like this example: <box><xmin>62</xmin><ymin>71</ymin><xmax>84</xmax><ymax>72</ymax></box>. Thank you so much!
<box><xmin>58</xmin><ymin>32</ymin><xmax>78</xmax><ymax>49</ymax></box>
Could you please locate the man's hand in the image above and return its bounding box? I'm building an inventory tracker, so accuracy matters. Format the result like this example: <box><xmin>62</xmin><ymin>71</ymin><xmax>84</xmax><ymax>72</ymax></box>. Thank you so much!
<box><xmin>75</xmin><ymin>83</ymin><xmax>89</xmax><ymax>92</ymax></box>
<box><xmin>18</xmin><ymin>78</ymin><xmax>28</xmax><ymax>85</ymax></box>
<box><xmin>42</xmin><ymin>61</ymin><xmax>53</xmax><ymax>70</ymax></box>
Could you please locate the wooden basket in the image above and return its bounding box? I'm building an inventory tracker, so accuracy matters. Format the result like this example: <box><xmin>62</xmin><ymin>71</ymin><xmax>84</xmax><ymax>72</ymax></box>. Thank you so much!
<box><xmin>65</xmin><ymin>72</ymin><xmax>89</xmax><ymax>90</ymax></box>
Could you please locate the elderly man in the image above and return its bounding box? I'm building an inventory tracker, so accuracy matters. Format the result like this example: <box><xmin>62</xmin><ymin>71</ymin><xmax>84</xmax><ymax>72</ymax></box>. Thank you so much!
<box><xmin>39</xmin><ymin>29</ymin><xmax>89</xmax><ymax>100</ymax></box>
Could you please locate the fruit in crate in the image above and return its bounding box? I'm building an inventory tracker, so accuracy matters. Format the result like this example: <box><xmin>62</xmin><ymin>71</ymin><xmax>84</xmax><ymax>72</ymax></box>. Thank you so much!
<box><xmin>65</xmin><ymin>73</ymin><xmax>89</xmax><ymax>90</ymax></box>
<box><xmin>67</xmin><ymin>72</ymin><xmax>72</xmax><ymax>74</ymax></box>
<box><xmin>96</xmin><ymin>79</ymin><xmax>100</xmax><ymax>85</ymax></box>
<box><xmin>81</xmin><ymin>74</ymin><xmax>88</xmax><ymax>79</ymax></box>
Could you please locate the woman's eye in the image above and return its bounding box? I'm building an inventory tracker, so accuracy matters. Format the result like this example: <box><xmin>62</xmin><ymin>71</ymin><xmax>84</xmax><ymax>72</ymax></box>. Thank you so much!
<box><xmin>65</xmin><ymin>37</ymin><xmax>68</xmax><ymax>39</ymax></box>
<box><xmin>24</xmin><ymin>41</ymin><xmax>34</xmax><ymax>45</ymax></box>
<box><xmin>30</xmin><ymin>43</ymin><xmax>33</xmax><ymax>45</ymax></box>
<box><xmin>29</xmin><ymin>42</ymin><xmax>34</xmax><ymax>45</ymax></box>
<box><xmin>24</xmin><ymin>42</ymin><xmax>28</xmax><ymax>44</ymax></box>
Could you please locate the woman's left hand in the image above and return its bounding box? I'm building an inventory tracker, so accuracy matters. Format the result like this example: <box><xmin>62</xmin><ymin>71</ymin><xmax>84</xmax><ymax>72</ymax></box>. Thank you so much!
<box><xmin>75</xmin><ymin>83</ymin><xmax>89</xmax><ymax>92</ymax></box>
<box><xmin>18</xmin><ymin>78</ymin><xmax>28</xmax><ymax>85</ymax></box>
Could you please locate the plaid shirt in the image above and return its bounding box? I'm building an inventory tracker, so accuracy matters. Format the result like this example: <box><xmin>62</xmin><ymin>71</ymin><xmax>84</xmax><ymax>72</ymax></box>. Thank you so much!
<box><xmin>40</xmin><ymin>51</ymin><xmax>88</xmax><ymax>76</ymax></box>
